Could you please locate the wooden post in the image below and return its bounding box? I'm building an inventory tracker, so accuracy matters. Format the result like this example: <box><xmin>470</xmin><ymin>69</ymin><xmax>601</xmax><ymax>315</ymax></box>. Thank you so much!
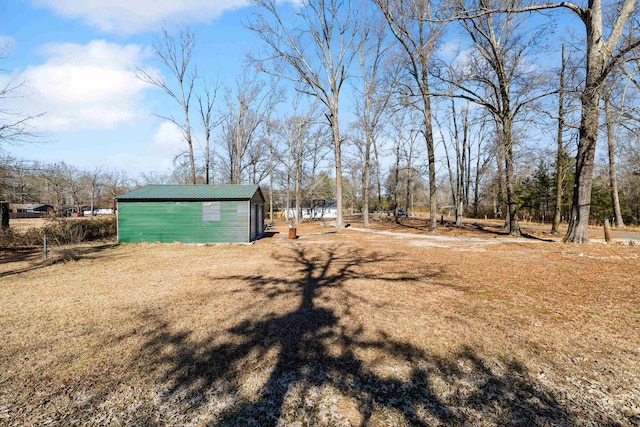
<box><xmin>603</xmin><ymin>219</ymin><xmax>611</xmax><ymax>243</ymax></box>
<box><xmin>1</xmin><ymin>202</ymin><xmax>9</xmax><ymax>229</ymax></box>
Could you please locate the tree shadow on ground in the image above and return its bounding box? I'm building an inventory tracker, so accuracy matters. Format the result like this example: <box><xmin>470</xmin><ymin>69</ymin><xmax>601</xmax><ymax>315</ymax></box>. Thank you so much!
<box><xmin>133</xmin><ymin>246</ymin><xmax>575</xmax><ymax>426</ymax></box>
<box><xmin>0</xmin><ymin>246</ymin><xmax>38</xmax><ymax>264</ymax></box>
<box><xmin>471</xmin><ymin>222</ymin><xmax>556</xmax><ymax>242</ymax></box>
<box><xmin>389</xmin><ymin>219</ymin><xmax>507</xmax><ymax>238</ymax></box>
<box><xmin>260</xmin><ymin>231</ymin><xmax>279</xmax><ymax>238</ymax></box>
<box><xmin>520</xmin><ymin>232</ymin><xmax>556</xmax><ymax>243</ymax></box>
<box><xmin>0</xmin><ymin>243</ymin><xmax>119</xmax><ymax>278</ymax></box>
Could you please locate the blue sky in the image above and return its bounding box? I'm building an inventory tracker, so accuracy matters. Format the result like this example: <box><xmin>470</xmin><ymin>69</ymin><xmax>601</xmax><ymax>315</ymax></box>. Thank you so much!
<box><xmin>1</xmin><ymin>0</ymin><xmax>263</xmax><ymax>175</ymax></box>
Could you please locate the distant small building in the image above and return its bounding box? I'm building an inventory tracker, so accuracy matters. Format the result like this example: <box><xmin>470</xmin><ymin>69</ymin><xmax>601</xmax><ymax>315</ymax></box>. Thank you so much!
<box><xmin>115</xmin><ymin>184</ymin><xmax>265</xmax><ymax>243</ymax></box>
<box><xmin>82</xmin><ymin>208</ymin><xmax>114</xmax><ymax>216</ymax></box>
<box><xmin>285</xmin><ymin>200</ymin><xmax>338</xmax><ymax>220</ymax></box>
<box><xmin>9</xmin><ymin>203</ymin><xmax>54</xmax><ymax>218</ymax></box>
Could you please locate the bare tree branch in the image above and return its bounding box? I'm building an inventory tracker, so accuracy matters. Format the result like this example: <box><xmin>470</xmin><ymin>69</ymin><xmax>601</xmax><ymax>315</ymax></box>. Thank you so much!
<box><xmin>137</xmin><ymin>25</ymin><xmax>198</xmax><ymax>184</ymax></box>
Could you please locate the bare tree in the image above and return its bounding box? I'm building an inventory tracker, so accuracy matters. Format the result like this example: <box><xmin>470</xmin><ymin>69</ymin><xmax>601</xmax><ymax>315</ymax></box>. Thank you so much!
<box><xmin>618</xmin><ymin>130</ymin><xmax>640</xmax><ymax>223</ymax></box>
<box><xmin>558</xmin><ymin>0</ymin><xmax>639</xmax><ymax>241</ymax></box>
<box><xmin>551</xmin><ymin>45</ymin><xmax>567</xmax><ymax>234</ymax></box>
<box><xmin>305</xmin><ymin>123</ymin><xmax>332</xmax><ymax>207</ymax></box>
<box><xmin>42</xmin><ymin>162</ymin><xmax>72</xmax><ymax>213</ymax></box>
<box><xmin>277</xmin><ymin>98</ymin><xmax>324</xmax><ymax>225</ymax></box>
<box><xmin>440</xmin><ymin>100</ymin><xmax>471</xmax><ymax>226</ymax></box>
<box><xmin>603</xmin><ymin>92</ymin><xmax>625</xmax><ymax>228</ymax></box>
<box><xmin>471</xmin><ymin>118</ymin><xmax>494</xmax><ymax>218</ymax></box>
<box><xmin>371</xmin><ymin>129</ymin><xmax>385</xmax><ymax>212</ymax></box>
<box><xmin>471</xmin><ymin>0</ymin><xmax>640</xmax><ymax>241</ymax></box>
<box><xmin>221</xmin><ymin>72</ymin><xmax>281</xmax><ymax>184</ymax></box>
<box><xmin>140</xmin><ymin>171</ymin><xmax>173</xmax><ymax>185</ymax></box>
<box><xmin>102</xmin><ymin>169</ymin><xmax>132</xmax><ymax>205</ymax></box>
<box><xmin>0</xmin><ymin>157</ymin><xmax>46</xmax><ymax>204</ymax></box>
<box><xmin>0</xmin><ymin>38</ymin><xmax>43</xmax><ymax>147</ymax></box>
<box><xmin>374</xmin><ymin>0</ymin><xmax>448</xmax><ymax>231</ymax></box>
<box><xmin>249</xmin><ymin>0</ymin><xmax>363</xmax><ymax>228</ymax></box>
<box><xmin>138</xmin><ymin>26</ymin><xmax>198</xmax><ymax>184</ymax></box>
<box><xmin>79</xmin><ymin>167</ymin><xmax>103</xmax><ymax>215</ymax></box>
<box><xmin>385</xmin><ymin>109</ymin><xmax>423</xmax><ymax>218</ymax></box>
<box><xmin>443</xmin><ymin>0</ymin><xmax>552</xmax><ymax>236</ymax></box>
<box><xmin>601</xmin><ymin>66</ymin><xmax>639</xmax><ymax>229</ymax></box>
<box><xmin>63</xmin><ymin>164</ymin><xmax>85</xmax><ymax>213</ymax></box>
<box><xmin>565</xmin><ymin>0</ymin><xmax>637</xmax><ymax>241</ymax></box>
<box><xmin>265</xmin><ymin>118</ymin><xmax>280</xmax><ymax>225</ymax></box>
<box><xmin>197</xmin><ymin>79</ymin><xmax>223</xmax><ymax>185</ymax></box>
<box><xmin>353</xmin><ymin>7</ymin><xmax>393</xmax><ymax>227</ymax></box>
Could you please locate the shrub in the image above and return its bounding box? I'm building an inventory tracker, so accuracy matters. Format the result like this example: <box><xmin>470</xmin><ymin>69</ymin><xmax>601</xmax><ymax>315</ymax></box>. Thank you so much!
<box><xmin>0</xmin><ymin>217</ymin><xmax>117</xmax><ymax>247</ymax></box>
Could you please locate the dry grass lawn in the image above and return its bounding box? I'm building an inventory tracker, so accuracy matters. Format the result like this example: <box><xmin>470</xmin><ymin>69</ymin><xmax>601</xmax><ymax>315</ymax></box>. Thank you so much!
<box><xmin>1</xmin><ymin>220</ymin><xmax>639</xmax><ymax>426</ymax></box>
<box><xmin>8</xmin><ymin>218</ymin><xmax>49</xmax><ymax>232</ymax></box>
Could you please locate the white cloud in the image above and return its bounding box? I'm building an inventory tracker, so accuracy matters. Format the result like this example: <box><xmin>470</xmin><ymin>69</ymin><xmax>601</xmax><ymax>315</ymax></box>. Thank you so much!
<box><xmin>152</xmin><ymin>121</ymin><xmax>185</xmax><ymax>156</ymax></box>
<box><xmin>16</xmin><ymin>40</ymin><xmax>151</xmax><ymax>132</ymax></box>
<box><xmin>149</xmin><ymin>120</ymin><xmax>209</xmax><ymax>158</ymax></box>
<box><xmin>109</xmin><ymin>121</ymin><xmax>189</xmax><ymax>174</ymax></box>
<box><xmin>31</xmin><ymin>0</ymin><xmax>251</xmax><ymax>34</ymax></box>
<box><xmin>437</xmin><ymin>38</ymin><xmax>462</xmax><ymax>59</ymax></box>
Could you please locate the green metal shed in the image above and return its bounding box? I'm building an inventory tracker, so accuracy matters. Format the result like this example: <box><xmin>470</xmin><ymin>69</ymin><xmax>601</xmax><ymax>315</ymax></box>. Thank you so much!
<box><xmin>115</xmin><ymin>184</ymin><xmax>265</xmax><ymax>243</ymax></box>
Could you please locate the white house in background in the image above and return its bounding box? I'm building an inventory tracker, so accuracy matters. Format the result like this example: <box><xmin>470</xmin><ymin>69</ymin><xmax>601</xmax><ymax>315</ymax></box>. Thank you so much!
<box><xmin>285</xmin><ymin>200</ymin><xmax>338</xmax><ymax>220</ymax></box>
<box><xmin>82</xmin><ymin>208</ymin><xmax>114</xmax><ymax>216</ymax></box>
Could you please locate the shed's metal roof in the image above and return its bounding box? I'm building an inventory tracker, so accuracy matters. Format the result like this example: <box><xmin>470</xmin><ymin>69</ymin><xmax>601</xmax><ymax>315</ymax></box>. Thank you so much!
<box><xmin>116</xmin><ymin>184</ymin><xmax>262</xmax><ymax>201</ymax></box>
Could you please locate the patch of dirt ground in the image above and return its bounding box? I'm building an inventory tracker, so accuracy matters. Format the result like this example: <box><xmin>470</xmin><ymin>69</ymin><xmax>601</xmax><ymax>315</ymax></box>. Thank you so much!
<box><xmin>0</xmin><ymin>220</ymin><xmax>638</xmax><ymax>426</ymax></box>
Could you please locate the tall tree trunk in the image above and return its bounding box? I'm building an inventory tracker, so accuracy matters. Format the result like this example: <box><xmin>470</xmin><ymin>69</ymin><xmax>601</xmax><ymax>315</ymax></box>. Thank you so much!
<box><xmin>286</xmin><ymin>141</ymin><xmax>292</xmax><ymax>224</ymax></box>
<box><xmin>205</xmin><ymin>149</ymin><xmax>210</xmax><ymax>185</ymax></box>
<box><xmin>269</xmin><ymin>141</ymin><xmax>274</xmax><ymax>225</ymax></box>
<box><xmin>373</xmin><ymin>138</ymin><xmax>382</xmax><ymax>211</ymax></box>
<box><xmin>405</xmin><ymin>162</ymin><xmax>413</xmax><ymax>217</ymax></box>
<box><xmin>423</xmin><ymin>96</ymin><xmax>438</xmax><ymax>231</ymax></box>
<box><xmin>331</xmin><ymin>113</ymin><xmax>344</xmax><ymax>228</ymax></box>
<box><xmin>496</xmin><ymin>133</ymin><xmax>506</xmax><ymax>221</ymax></box>
<box><xmin>363</xmin><ymin>131</ymin><xmax>372</xmax><ymax>227</ymax></box>
<box><xmin>181</xmin><ymin>83</ymin><xmax>196</xmax><ymax>185</ymax></box>
<box><xmin>563</xmin><ymin>1</ymin><xmax>614</xmax><ymax>243</ymax></box>
<box><xmin>564</xmin><ymin>78</ymin><xmax>601</xmax><ymax>242</ymax></box>
<box><xmin>474</xmin><ymin>140</ymin><xmax>482</xmax><ymax>218</ymax></box>
<box><xmin>443</xmin><ymin>127</ymin><xmax>457</xmax><ymax>221</ymax></box>
<box><xmin>503</xmin><ymin>118</ymin><xmax>521</xmax><ymax>236</ymax></box>
<box><xmin>564</xmin><ymin>85</ymin><xmax>600</xmax><ymax>242</ymax></box>
<box><xmin>604</xmin><ymin>95</ymin><xmax>625</xmax><ymax>228</ymax></box>
<box><xmin>552</xmin><ymin>45</ymin><xmax>566</xmax><ymax>233</ymax></box>
<box><xmin>90</xmin><ymin>181</ymin><xmax>95</xmax><ymax>215</ymax></box>
<box><xmin>362</xmin><ymin>88</ymin><xmax>373</xmax><ymax>227</ymax></box>
<box><xmin>443</xmin><ymin>100</ymin><xmax>462</xmax><ymax>226</ymax></box>
<box><xmin>394</xmin><ymin>144</ymin><xmax>400</xmax><ymax>218</ymax></box>
<box><xmin>295</xmin><ymin>154</ymin><xmax>301</xmax><ymax>226</ymax></box>
<box><xmin>457</xmin><ymin>107</ymin><xmax>469</xmax><ymax>226</ymax></box>
<box><xmin>234</xmin><ymin>108</ymin><xmax>244</xmax><ymax>185</ymax></box>
<box><xmin>204</xmin><ymin>120</ymin><xmax>211</xmax><ymax>185</ymax></box>
<box><xmin>465</xmin><ymin>133</ymin><xmax>471</xmax><ymax>209</ymax></box>
<box><xmin>186</xmin><ymin>122</ymin><xmax>196</xmax><ymax>184</ymax></box>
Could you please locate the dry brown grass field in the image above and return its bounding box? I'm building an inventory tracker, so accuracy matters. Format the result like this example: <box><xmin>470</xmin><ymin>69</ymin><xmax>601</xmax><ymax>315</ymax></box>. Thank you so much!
<box><xmin>1</xmin><ymin>219</ymin><xmax>638</xmax><ymax>426</ymax></box>
<box><xmin>9</xmin><ymin>218</ymin><xmax>49</xmax><ymax>232</ymax></box>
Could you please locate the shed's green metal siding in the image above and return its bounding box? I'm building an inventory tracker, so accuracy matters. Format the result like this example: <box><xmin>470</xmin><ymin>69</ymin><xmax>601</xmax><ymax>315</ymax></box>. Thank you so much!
<box><xmin>117</xmin><ymin>200</ymin><xmax>249</xmax><ymax>243</ymax></box>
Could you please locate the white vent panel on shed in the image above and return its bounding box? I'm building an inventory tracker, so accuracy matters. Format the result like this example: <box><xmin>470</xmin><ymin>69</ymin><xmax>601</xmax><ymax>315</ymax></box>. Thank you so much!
<box><xmin>202</xmin><ymin>202</ymin><xmax>221</xmax><ymax>222</ymax></box>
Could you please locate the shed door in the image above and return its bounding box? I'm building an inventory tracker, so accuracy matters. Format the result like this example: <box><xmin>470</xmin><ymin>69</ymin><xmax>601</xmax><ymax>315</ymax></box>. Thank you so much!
<box><xmin>250</xmin><ymin>203</ymin><xmax>257</xmax><ymax>241</ymax></box>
